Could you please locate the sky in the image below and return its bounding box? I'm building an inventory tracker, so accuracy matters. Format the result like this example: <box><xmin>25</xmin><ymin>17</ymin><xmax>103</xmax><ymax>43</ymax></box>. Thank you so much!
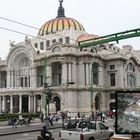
<box><xmin>0</xmin><ymin>0</ymin><xmax>140</xmax><ymax>60</ymax></box>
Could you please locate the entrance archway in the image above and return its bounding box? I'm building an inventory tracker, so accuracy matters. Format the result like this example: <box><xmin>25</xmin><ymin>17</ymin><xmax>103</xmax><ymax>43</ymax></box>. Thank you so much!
<box><xmin>95</xmin><ymin>93</ymin><xmax>102</xmax><ymax>111</ymax></box>
<box><xmin>53</xmin><ymin>96</ymin><xmax>60</xmax><ymax>113</ymax></box>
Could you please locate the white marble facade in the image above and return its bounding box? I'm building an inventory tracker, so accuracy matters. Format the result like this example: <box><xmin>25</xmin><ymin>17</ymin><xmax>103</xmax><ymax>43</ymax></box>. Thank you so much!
<box><xmin>0</xmin><ymin>1</ymin><xmax>140</xmax><ymax>114</ymax></box>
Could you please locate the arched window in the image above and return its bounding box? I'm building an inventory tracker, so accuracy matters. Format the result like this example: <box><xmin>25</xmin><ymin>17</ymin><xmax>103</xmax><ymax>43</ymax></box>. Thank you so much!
<box><xmin>59</xmin><ymin>38</ymin><xmax>63</xmax><ymax>43</ymax></box>
<box><xmin>46</xmin><ymin>40</ymin><xmax>50</xmax><ymax>47</ymax></box>
<box><xmin>91</xmin><ymin>48</ymin><xmax>98</xmax><ymax>53</ymax></box>
<box><xmin>92</xmin><ymin>62</ymin><xmax>99</xmax><ymax>85</ymax></box>
<box><xmin>52</xmin><ymin>39</ymin><xmax>56</xmax><ymax>43</ymax></box>
<box><xmin>40</xmin><ymin>42</ymin><xmax>44</xmax><ymax>50</ymax></box>
<box><xmin>34</xmin><ymin>43</ymin><xmax>38</xmax><ymax>49</ymax></box>
<box><xmin>52</xmin><ymin>46</ymin><xmax>61</xmax><ymax>53</ymax></box>
<box><xmin>65</xmin><ymin>36</ymin><xmax>70</xmax><ymax>44</ymax></box>
<box><xmin>126</xmin><ymin>63</ymin><xmax>136</xmax><ymax>87</ymax></box>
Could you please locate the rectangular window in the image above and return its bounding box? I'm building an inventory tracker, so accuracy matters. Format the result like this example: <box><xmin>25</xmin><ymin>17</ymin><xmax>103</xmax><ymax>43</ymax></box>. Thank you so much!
<box><xmin>110</xmin><ymin>73</ymin><xmax>115</xmax><ymax>86</ymax></box>
<box><xmin>41</xmin><ymin>75</ymin><xmax>43</xmax><ymax>86</ymax></box>
<box><xmin>21</xmin><ymin>77</ymin><xmax>23</xmax><ymax>87</ymax></box>
<box><xmin>110</xmin><ymin>65</ymin><xmax>115</xmax><ymax>70</ymax></box>
<box><xmin>28</xmin><ymin>76</ymin><xmax>30</xmax><ymax>87</ymax></box>
<box><xmin>59</xmin><ymin>73</ymin><xmax>61</xmax><ymax>85</ymax></box>
<box><xmin>93</xmin><ymin>72</ymin><xmax>99</xmax><ymax>85</ymax></box>
<box><xmin>25</xmin><ymin>77</ymin><xmax>27</xmax><ymax>87</ymax></box>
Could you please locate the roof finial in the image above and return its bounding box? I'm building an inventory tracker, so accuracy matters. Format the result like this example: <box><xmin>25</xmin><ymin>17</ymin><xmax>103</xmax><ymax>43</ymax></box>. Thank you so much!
<box><xmin>57</xmin><ymin>0</ymin><xmax>65</xmax><ymax>18</ymax></box>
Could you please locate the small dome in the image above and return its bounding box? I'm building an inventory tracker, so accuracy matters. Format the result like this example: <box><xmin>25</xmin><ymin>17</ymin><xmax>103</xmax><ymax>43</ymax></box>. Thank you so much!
<box><xmin>77</xmin><ymin>34</ymin><xmax>99</xmax><ymax>42</ymax></box>
<box><xmin>38</xmin><ymin>17</ymin><xmax>85</xmax><ymax>36</ymax></box>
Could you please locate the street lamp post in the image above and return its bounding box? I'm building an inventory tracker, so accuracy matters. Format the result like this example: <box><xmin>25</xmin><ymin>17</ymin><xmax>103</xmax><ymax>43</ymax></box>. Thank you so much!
<box><xmin>43</xmin><ymin>83</ymin><xmax>52</xmax><ymax>116</ymax></box>
<box><xmin>90</xmin><ymin>67</ymin><xmax>94</xmax><ymax>112</ymax></box>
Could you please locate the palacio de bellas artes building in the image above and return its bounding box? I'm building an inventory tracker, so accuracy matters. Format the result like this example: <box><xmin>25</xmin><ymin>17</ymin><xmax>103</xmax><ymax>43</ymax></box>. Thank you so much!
<box><xmin>0</xmin><ymin>0</ymin><xmax>139</xmax><ymax>115</ymax></box>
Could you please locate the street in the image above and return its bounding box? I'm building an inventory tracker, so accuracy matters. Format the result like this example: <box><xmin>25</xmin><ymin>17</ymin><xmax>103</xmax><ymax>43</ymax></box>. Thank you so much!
<box><xmin>0</xmin><ymin>117</ymin><xmax>115</xmax><ymax>140</ymax></box>
<box><xmin>0</xmin><ymin>129</ymin><xmax>61</xmax><ymax>140</ymax></box>
<box><xmin>0</xmin><ymin>119</ymin><xmax>62</xmax><ymax>140</ymax></box>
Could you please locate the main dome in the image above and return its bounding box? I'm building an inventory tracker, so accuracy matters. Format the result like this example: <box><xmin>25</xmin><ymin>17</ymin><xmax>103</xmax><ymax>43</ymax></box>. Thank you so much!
<box><xmin>38</xmin><ymin>0</ymin><xmax>85</xmax><ymax>36</ymax></box>
<box><xmin>38</xmin><ymin>17</ymin><xmax>85</xmax><ymax>36</ymax></box>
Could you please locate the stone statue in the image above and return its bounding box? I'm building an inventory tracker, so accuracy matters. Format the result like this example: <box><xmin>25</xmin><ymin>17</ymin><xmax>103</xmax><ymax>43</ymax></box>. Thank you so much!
<box><xmin>25</xmin><ymin>35</ymin><xmax>31</xmax><ymax>45</ymax></box>
<box><xmin>9</xmin><ymin>40</ymin><xmax>15</xmax><ymax>47</ymax></box>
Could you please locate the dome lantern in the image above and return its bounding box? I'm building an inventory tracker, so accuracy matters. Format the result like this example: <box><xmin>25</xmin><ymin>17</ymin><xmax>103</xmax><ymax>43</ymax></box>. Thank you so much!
<box><xmin>57</xmin><ymin>0</ymin><xmax>65</xmax><ymax>18</ymax></box>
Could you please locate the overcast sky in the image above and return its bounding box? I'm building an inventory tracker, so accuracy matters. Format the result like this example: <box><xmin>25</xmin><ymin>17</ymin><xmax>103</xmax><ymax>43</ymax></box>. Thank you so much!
<box><xmin>0</xmin><ymin>0</ymin><xmax>140</xmax><ymax>60</ymax></box>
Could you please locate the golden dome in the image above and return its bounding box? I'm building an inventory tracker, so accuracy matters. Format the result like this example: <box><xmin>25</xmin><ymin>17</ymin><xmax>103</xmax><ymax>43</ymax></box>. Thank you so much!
<box><xmin>38</xmin><ymin>0</ymin><xmax>85</xmax><ymax>36</ymax></box>
<box><xmin>38</xmin><ymin>17</ymin><xmax>85</xmax><ymax>36</ymax></box>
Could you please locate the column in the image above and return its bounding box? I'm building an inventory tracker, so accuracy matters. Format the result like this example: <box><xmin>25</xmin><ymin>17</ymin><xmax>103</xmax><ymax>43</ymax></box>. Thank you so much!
<box><xmin>28</xmin><ymin>95</ymin><xmax>31</xmax><ymax>112</ymax></box>
<box><xmin>34</xmin><ymin>95</ymin><xmax>36</xmax><ymax>113</ymax></box>
<box><xmin>19</xmin><ymin>95</ymin><xmax>22</xmax><ymax>113</ymax></box>
<box><xmin>62</xmin><ymin>63</ymin><xmax>67</xmax><ymax>83</ymax></box>
<box><xmin>2</xmin><ymin>96</ymin><xmax>6</xmax><ymax>113</ymax></box>
<box><xmin>31</xmin><ymin>67</ymin><xmax>37</xmax><ymax>88</ymax></box>
<box><xmin>99</xmin><ymin>66</ymin><xmax>103</xmax><ymax>86</ymax></box>
<box><xmin>41</xmin><ymin>94</ymin><xmax>44</xmax><ymax>112</ymax></box>
<box><xmin>47</xmin><ymin>64</ymin><xmax>52</xmax><ymax>85</ymax></box>
<box><xmin>89</xmin><ymin>63</ymin><xmax>92</xmax><ymax>85</ymax></box>
<box><xmin>11</xmin><ymin>71</ymin><xmax>13</xmax><ymax>88</ymax></box>
<box><xmin>0</xmin><ymin>73</ymin><xmax>1</xmax><ymax>88</ymax></box>
<box><xmin>16</xmin><ymin>70</ymin><xmax>20</xmax><ymax>87</ymax></box>
<box><xmin>78</xmin><ymin>62</ymin><xmax>85</xmax><ymax>86</ymax></box>
<box><xmin>7</xmin><ymin>71</ymin><xmax>11</xmax><ymax>88</ymax></box>
<box><xmin>10</xmin><ymin>95</ymin><xmax>13</xmax><ymax>113</ymax></box>
<box><xmin>0</xmin><ymin>96</ymin><xmax>2</xmax><ymax>112</ymax></box>
<box><xmin>68</xmin><ymin>63</ymin><xmax>72</xmax><ymax>82</ymax></box>
<box><xmin>86</xmin><ymin>63</ymin><xmax>89</xmax><ymax>85</ymax></box>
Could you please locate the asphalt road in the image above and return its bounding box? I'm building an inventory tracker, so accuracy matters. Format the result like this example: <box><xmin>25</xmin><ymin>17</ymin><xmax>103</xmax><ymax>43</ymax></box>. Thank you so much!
<box><xmin>0</xmin><ymin>129</ymin><xmax>61</xmax><ymax>140</ymax></box>
<box><xmin>0</xmin><ymin>119</ymin><xmax>62</xmax><ymax>140</ymax></box>
<box><xmin>0</xmin><ymin>118</ymin><xmax>115</xmax><ymax>140</ymax></box>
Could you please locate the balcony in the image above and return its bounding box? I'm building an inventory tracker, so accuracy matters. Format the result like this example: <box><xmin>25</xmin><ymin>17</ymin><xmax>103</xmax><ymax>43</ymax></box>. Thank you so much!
<box><xmin>0</xmin><ymin>86</ymin><xmax>44</xmax><ymax>93</ymax></box>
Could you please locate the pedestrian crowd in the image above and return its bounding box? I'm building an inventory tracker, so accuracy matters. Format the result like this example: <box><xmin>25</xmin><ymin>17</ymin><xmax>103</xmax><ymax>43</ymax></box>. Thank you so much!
<box><xmin>9</xmin><ymin>114</ymin><xmax>32</xmax><ymax>128</ymax></box>
<box><xmin>89</xmin><ymin>110</ymin><xmax>115</xmax><ymax>123</ymax></box>
<box><xmin>39</xmin><ymin>110</ymin><xmax>115</xmax><ymax>131</ymax></box>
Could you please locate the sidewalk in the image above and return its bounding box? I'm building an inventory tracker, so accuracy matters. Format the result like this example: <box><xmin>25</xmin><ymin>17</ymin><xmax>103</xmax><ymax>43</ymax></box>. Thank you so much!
<box><xmin>0</xmin><ymin>118</ymin><xmax>41</xmax><ymax>127</ymax></box>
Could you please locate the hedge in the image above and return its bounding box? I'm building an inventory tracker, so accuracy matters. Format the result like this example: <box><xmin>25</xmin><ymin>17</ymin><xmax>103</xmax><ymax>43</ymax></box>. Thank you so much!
<box><xmin>0</xmin><ymin>113</ymin><xmax>40</xmax><ymax>121</ymax></box>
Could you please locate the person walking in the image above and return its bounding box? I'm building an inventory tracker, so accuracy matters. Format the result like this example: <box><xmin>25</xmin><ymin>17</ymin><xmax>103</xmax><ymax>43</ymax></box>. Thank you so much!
<box><xmin>100</xmin><ymin>111</ymin><xmax>103</xmax><ymax>122</ymax></box>
<box><xmin>40</xmin><ymin>112</ymin><xmax>44</xmax><ymax>122</ymax></box>
<box><xmin>26</xmin><ymin>115</ymin><xmax>32</xmax><ymax>126</ymax></box>
<box><xmin>48</xmin><ymin>114</ymin><xmax>53</xmax><ymax>127</ymax></box>
<box><xmin>61</xmin><ymin>111</ymin><xmax>65</xmax><ymax>129</ymax></box>
<box><xmin>12</xmin><ymin>117</ymin><xmax>18</xmax><ymax>128</ymax></box>
<box><xmin>102</xmin><ymin>112</ymin><xmax>105</xmax><ymax>123</ymax></box>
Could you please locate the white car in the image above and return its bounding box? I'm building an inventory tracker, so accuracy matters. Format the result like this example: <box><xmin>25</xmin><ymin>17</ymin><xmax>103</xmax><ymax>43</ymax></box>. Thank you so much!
<box><xmin>60</xmin><ymin>120</ymin><xmax>114</xmax><ymax>140</ymax></box>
